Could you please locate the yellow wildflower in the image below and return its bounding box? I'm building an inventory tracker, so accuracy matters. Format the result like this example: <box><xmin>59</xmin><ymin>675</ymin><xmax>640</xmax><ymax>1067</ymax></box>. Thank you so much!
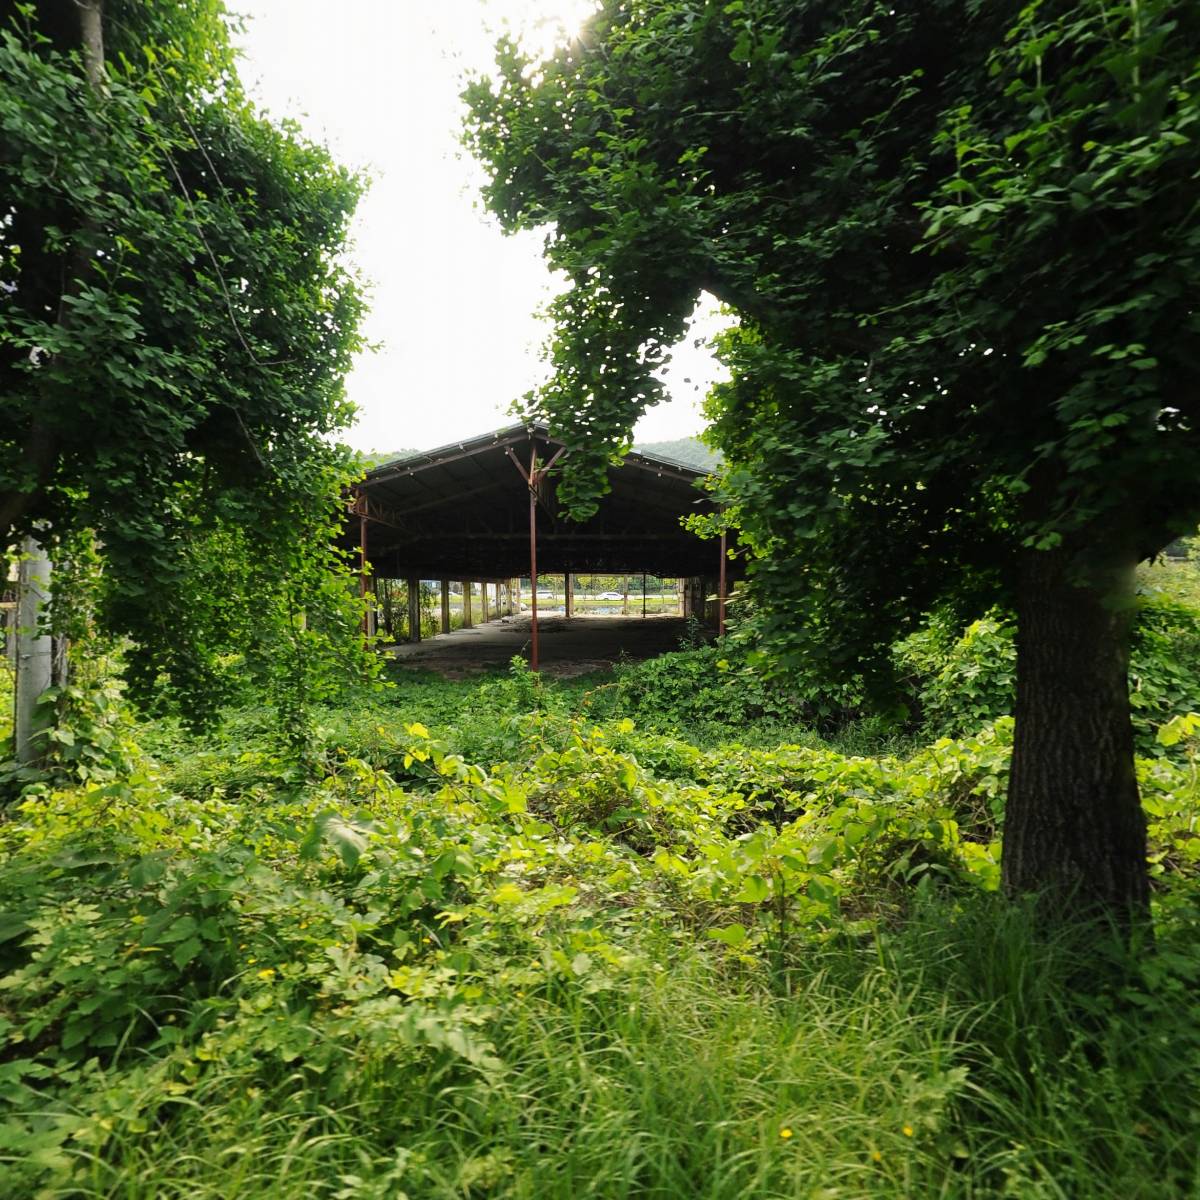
<box><xmin>779</xmin><ymin>1127</ymin><xmax>793</xmax><ymax>1140</ymax></box>
<box><xmin>256</xmin><ymin>967</ymin><xmax>276</xmax><ymax>980</ymax></box>
<box><xmin>902</xmin><ymin>1124</ymin><xmax>914</xmax><ymax>1138</ymax></box>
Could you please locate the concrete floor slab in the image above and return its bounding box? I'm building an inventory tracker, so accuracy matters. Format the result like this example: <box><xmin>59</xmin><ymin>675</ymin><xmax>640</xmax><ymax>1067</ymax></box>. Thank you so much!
<box><xmin>385</xmin><ymin>615</ymin><xmax>689</xmax><ymax>678</ymax></box>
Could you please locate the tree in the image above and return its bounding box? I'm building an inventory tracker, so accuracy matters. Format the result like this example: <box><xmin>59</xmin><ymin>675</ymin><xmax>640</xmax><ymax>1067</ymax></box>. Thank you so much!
<box><xmin>464</xmin><ymin>0</ymin><xmax>1200</xmax><ymax>919</ymax></box>
<box><xmin>1</xmin><ymin>0</ymin><xmax>367</xmax><ymax>730</ymax></box>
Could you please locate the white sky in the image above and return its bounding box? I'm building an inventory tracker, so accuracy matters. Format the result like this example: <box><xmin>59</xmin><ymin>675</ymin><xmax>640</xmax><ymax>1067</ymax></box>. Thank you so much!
<box><xmin>233</xmin><ymin>0</ymin><xmax>726</xmax><ymax>455</ymax></box>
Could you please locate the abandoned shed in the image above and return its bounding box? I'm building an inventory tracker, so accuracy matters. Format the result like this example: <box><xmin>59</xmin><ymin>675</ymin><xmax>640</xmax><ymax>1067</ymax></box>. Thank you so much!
<box><xmin>347</xmin><ymin>423</ymin><xmax>736</xmax><ymax>666</ymax></box>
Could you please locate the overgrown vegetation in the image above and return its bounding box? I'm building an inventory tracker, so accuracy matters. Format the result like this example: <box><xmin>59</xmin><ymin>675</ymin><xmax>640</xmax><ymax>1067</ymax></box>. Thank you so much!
<box><xmin>3</xmin><ymin>579</ymin><xmax>1200</xmax><ymax>1194</ymax></box>
<box><xmin>1</xmin><ymin>0</ymin><xmax>368</xmax><ymax>729</ymax></box>
<box><xmin>3</xmin><ymin>0</ymin><xmax>1200</xmax><ymax>1194</ymax></box>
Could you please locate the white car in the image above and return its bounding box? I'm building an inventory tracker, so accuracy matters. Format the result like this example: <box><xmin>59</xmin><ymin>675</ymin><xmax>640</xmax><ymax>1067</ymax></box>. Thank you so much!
<box><xmin>596</xmin><ymin>591</ymin><xmax>624</xmax><ymax>600</ymax></box>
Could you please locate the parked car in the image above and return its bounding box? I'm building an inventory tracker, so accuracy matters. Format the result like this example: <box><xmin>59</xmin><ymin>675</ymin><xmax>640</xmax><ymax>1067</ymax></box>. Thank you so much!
<box><xmin>534</xmin><ymin>589</ymin><xmax>555</xmax><ymax>599</ymax></box>
<box><xmin>596</xmin><ymin>591</ymin><xmax>624</xmax><ymax>600</ymax></box>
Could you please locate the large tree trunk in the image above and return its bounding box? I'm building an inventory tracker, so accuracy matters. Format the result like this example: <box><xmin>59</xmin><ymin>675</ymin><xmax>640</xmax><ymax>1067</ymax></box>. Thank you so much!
<box><xmin>1002</xmin><ymin>545</ymin><xmax>1149</xmax><ymax>921</ymax></box>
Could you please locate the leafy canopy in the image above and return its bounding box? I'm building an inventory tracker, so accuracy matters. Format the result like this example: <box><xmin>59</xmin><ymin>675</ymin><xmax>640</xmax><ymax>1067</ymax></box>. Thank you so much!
<box><xmin>0</xmin><ymin>0</ymin><xmax>368</xmax><ymax>722</ymax></box>
<box><xmin>465</xmin><ymin>0</ymin><xmax>1200</xmax><ymax>685</ymax></box>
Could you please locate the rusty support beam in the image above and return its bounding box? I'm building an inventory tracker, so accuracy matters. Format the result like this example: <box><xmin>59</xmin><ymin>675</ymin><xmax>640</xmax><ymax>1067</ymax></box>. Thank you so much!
<box><xmin>359</xmin><ymin>507</ymin><xmax>369</xmax><ymax>638</ymax></box>
<box><xmin>407</xmin><ymin>576</ymin><xmax>421</xmax><ymax>643</ymax></box>
<box><xmin>463</xmin><ymin>581</ymin><xmax>473</xmax><ymax>628</ymax></box>
<box><xmin>440</xmin><ymin>579</ymin><xmax>450</xmax><ymax>635</ymax></box>
<box><xmin>389</xmin><ymin>478</ymin><xmax>509</xmax><ymax>521</ymax></box>
<box><xmin>369</xmin><ymin>431</ymin><xmax>533</xmax><ymax>485</ymax></box>
<box><xmin>718</xmin><ymin>531</ymin><xmax>727</xmax><ymax>637</ymax></box>
<box><xmin>529</xmin><ymin>450</ymin><xmax>539</xmax><ymax>672</ymax></box>
<box><xmin>349</xmin><ymin>490</ymin><xmax>409</xmax><ymax>534</ymax></box>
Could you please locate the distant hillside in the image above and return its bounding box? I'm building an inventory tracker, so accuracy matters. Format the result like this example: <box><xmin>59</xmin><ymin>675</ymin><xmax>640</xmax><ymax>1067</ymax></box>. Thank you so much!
<box><xmin>364</xmin><ymin>448</ymin><xmax>420</xmax><ymax>470</ymax></box>
<box><xmin>634</xmin><ymin>437</ymin><xmax>722</xmax><ymax>472</ymax></box>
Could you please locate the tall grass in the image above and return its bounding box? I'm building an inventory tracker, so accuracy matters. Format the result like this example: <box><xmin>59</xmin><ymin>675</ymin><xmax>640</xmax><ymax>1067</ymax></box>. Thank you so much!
<box><xmin>55</xmin><ymin>898</ymin><xmax>1199</xmax><ymax>1200</ymax></box>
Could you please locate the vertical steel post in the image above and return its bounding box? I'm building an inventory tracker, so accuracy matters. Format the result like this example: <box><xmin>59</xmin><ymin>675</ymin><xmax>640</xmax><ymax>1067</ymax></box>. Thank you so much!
<box><xmin>642</xmin><ymin>572</ymin><xmax>647</xmax><ymax>618</ymax></box>
<box><xmin>529</xmin><ymin>451</ymin><xmax>539</xmax><ymax>672</ymax></box>
<box><xmin>718</xmin><ymin>530</ymin><xmax>728</xmax><ymax>637</ymax></box>
<box><xmin>358</xmin><ymin>506</ymin><xmax>369</xmax><ymax>639</ymax></box>
<box><xmin>440</xmin><ymin>579</ymin><xmax>450</xmax><ymax>635</ymax></box>
<box><xmin>407</xmin><ymin>575</ymin><xmax>421</xmax><ymax>643</ymax></box>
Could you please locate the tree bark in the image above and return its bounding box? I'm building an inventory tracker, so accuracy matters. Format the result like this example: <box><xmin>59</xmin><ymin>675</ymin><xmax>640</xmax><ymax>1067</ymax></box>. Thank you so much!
<box><xmin>1002</xmin><ymin>544</ymin><xmax>1149</xmax><ymax>921</ymax></box>
<box><xmin>75</xmin><ymin>0</ymin><xmax>107</xmax><ymax>92</ymax></box>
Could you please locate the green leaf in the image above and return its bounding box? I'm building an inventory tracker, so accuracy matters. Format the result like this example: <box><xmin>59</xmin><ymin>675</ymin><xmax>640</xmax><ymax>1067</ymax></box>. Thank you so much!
<box><xmin>172</xmin><ymin>937</ymin><xmax>203</xmax><ymax>970</ymax></box>
<box><xmin>707</xmin><ymin>923</ymin><xmax>748</xmax><ymax>946</ymax></box>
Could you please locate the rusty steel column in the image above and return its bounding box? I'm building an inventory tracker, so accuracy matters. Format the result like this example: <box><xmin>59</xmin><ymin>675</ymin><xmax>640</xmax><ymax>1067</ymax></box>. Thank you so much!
<box><xmin>358</xmin><ymin>505</ymin><xmax>369</xmax><ymax>638</ymax></box>
<box><xmin>718</xmin><ymin>530</ymin><xmax>728</xmax><ymax>637</ymax></box>
<box><xmin>407</xmin><ymin>575</ymin><xmax>421</xmax><ymax>643</ymax></box>
<box><xmin>529</xmin><ymin>454</ymin><xmax>539</xmax><ymax>672</ymax></box>
<box><xmin>440</xmin><ymin>579</ymin><xmax>450</xmax><ymax>635</ymax></box>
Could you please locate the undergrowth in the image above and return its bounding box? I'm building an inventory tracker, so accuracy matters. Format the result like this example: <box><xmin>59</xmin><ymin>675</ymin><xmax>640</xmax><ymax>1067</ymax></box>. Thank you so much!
<box><xmin>1</xmin><ymin>634</ymin><xmax>1199</xmax><ymax>1196</ymax></box>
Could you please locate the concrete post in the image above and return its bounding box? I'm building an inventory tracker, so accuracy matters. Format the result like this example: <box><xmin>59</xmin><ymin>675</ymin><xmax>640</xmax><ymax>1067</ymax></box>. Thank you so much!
<box><xmin>3</xmin><ymin>601</ymin><xmax>16</xmax><ymax>669</ymax></box>
<box><xmin>15</xmin><ymin>537</ymin><xmax>53</xmax><ymax>765</ymax></box>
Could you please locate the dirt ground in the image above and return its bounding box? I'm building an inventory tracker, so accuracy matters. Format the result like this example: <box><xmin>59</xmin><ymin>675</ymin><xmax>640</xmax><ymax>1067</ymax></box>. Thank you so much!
<box><xmin>384</xmin><ymin>614</ymin><xmax>689</xmax><ymax>679</ymax></box>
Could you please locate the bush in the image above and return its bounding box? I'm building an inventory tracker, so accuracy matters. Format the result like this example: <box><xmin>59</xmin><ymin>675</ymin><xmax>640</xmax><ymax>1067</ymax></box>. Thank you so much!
<box><xmin>594</xmin><ymin>643</ymin><xmax>816</xmax><ymax>739</ymax></box>
<box><xmin>896</xmin><ymin>594</ymin><xmax>1200</xmax><ymax>747</ymax></box>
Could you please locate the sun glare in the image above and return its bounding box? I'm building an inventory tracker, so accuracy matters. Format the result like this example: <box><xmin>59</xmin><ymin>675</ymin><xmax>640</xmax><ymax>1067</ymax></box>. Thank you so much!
<box><xmin>492</xmin><ymin>0</ymin><xmax>599</xmax><ymax>61</ymax></box>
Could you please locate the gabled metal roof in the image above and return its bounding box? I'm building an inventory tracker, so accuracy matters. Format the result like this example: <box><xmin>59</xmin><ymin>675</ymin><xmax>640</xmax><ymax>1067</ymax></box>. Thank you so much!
<box><xmin>350</xmin><ymin>422</ymin><xmax>730</xmax><ymax>580</ymax></box>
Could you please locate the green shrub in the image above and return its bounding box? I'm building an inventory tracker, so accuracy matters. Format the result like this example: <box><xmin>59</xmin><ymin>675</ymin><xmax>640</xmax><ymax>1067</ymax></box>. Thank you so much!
<box><xmin>896</xmin><ymin>596</ymin><xmax>1200</xmax><ymax>747</ymax></box>
<box><xmin>598</xmin><ymin>643</ymin><xmax>815</xmax><ymax>739</ymax></box>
